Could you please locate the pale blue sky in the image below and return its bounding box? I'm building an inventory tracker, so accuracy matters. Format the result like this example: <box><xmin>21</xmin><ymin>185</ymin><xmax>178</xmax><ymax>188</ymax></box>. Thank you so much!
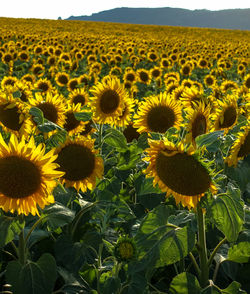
<box><xmin>1</xmin><ymin>0</ymin><xmax>249</xmax><ymax>19</ymax></box>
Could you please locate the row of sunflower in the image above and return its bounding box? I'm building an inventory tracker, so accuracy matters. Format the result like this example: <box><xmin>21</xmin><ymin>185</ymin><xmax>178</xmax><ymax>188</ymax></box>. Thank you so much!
<box><xmin>0</xmin><ymin>17</ymin><xmax>249</xmax><ymax>293</ymax></box>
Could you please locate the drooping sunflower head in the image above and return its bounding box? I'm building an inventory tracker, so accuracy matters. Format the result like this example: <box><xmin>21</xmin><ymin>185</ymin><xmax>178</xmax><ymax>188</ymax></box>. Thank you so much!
<box><xmin>54</xmin><ymin>137</ymin><xmax>103</xmax><ymax>192</ymax></box>
<box><xmin>90</xmin><ymin>77</ymin><xmax>127</xmax><ymax>125</ymax></box>
<box><xmin>133</xmin><ymin>92</ymin><xmax>183</xmax><ymax>134</ymax></box>
<box><xmin>225</xmin><ymin>125</ymin><xmax>250</xmax><ymax>167</ymax></box>
<box><xmin>184</xmin><ymin>102</ymin><xmax>211</xmax><ymax>145</ymax></box>
<box><xmin>0</xmin><ymin>134</ymin><xmax>64</xmax><ymax>216</ymax></box>
<box><xmin>211</xmin><ymin>94</ymin><xmax>239</xmax><ymax>133</ymax></box>
<box><xmin>144</xmin><ymin>140</ymin><xmax>217</xmax><ymax>209</ymax></box>
<box><xmin>180</xmin><ymin>86</ymin><xmax>206</xmax><ymax>108</ymax></box>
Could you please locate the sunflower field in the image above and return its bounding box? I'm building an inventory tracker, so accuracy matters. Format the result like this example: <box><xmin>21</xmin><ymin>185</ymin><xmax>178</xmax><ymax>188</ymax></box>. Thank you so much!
<box><xmin>0</xmin><ymin>17</ymin><xmax>249</xmax><ymax>294</ymax></box>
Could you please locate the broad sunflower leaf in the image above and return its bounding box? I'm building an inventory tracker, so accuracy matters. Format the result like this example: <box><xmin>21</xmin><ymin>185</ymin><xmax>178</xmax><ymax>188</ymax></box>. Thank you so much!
<box><xmin>227</xmin><ymin>241</ymin><xmax>250</xmax><ymax>263</ymax></box>
<box><xmin>195</xmin><ymin>130</ymin><xmax>223</xmax><ymax>152</ymax></box>
<box><xmin>74</xmin><ymin>112</ymin><xmax>92</xmax><ymax>121</ymax></box>
<box><xmin>169</xmin><ymin>272</ymin><xmax>201</xmax><ymax>294</ymax></box>
<box><xmin>135</xmin><ymin>205</ymin><xmax>195</xmax><ymax>268</ymax></box>
<box><xmin>6</xmin><ymin>258</ymin><xmax>54</xmax><ymax>294</ymax></box>
<box><xmin>104</xmin><ymin>128</ymin><xmax>128</xmax><ymax>152</ymax></box>
<box><xmin>42</xmin><ymin>202</ymin><xmax>75</xmax><ymax>229</ymax></box>
<box><xmin>0</xmin><ymin>216</ymin><xmax>24</xmax><ymax>247</ymax></box>
<box><xmin>29</xmin><ymin>106</ymin><xmax>44</xmax><ymax>125</ymax></box>
<box><xmin>207</xmin><ymin>184</ymin><xmax>244</xmax><ymax>242</ymax></box>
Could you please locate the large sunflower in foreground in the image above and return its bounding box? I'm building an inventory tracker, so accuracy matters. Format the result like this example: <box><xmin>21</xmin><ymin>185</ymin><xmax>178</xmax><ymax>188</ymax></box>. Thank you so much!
<box><xmin>90</xmin><ymin>77</ymin><xmax>127</xmax><ymax>125</ymax></box>
<box><xmin>133</xmin><ymin>92</ymin><xmax>182</xmax><ymax>134</ymax></box>
<box><xmin>144</xmin><ymin>140</ymin><xmax>217</xmax><ymax>209</ymax></box>
<box><xmin>0</xmin><ymin>134</ymin><xmax>64</xmax><ymax>216</ymax></box>
<box><xmin>225</xmin><ymin>125</ymin><xmax>250</xmax><ymax>166</ymax></box>
<box><xmin>184</xmin><ymin>102</ymin><xmax>211</xmax><ymax>145</ymax></box>
<box><xmin>55</xmin><ymin>137</ymin><xmax>103</xmax><ymax>192</ymax></box>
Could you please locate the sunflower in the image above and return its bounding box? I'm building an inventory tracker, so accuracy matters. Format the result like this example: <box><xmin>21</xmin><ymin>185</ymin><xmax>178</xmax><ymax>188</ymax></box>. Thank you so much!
<box><xmin>243</xmin><ymin>73</ymin><xmax>250</xmax><ymax>90</ymax></box>
<box><xmin>184</xmin><ymin>102</ymin><xmax>211</xmax><ymax>145</ymax></box>
<box><xmin>90</xmin><ymin>77</ymin><xmax>127</xmax><ymax>125</ymax></box>
<box><xmin>160</xmin><ymin>58</ymin><xmax>172</xmax><ymax>69</ymax></box>
<box><xmin>180</xmin><ymin>86</ymin><xmax>206</xmax><ymax>108</ymax></box>
<box><xmin>0</xmin><ymin>134</ymin><xmax>64</xmax><ymax>216</ymax></box>
<box><xmin>55</xmin><ymin>137</ymin><xmax>103</xmax><ymax>192</ymax></box>
<box><xmin>55</xmin><ymin>72</ymin><xmax>69</xmax><ymax>87</ymax></box>
<box><xmin>204</xmin><ymin>74</ymin><xmax>216</xmax><ymax>88</ymax></box>
<box><xmin>150</xmin><ymin>66</ymin><xmax>162</xmax><ymax>80</ymax></box>
<box><xmin>67</xmin><ymin>77</ymin><xmax>79</xmax><ymax>92</ymax></box>
<box><xmin>133</xmin><ymin>92</ymin><xmax>182</xmax><ymax>134</ymax></box>
<box><xmin>79</xmin><ymin>120</ymin><xmax>96</xmax><ymax>137</ymax></box>
<box><xmin>0</xmin><ymin>92</ymin><xmax>31</xmax><ymax>138</ymax></box>
<box><xmin>136</xmin><ymin>69</ymin><xmax>151</xmax><ymax>85</ymax></box>
<box><xmin>78</xmin><ymin>74</ymin><xmax>90</xmax><ymax>87</ymax></box>
<box><xmin>18</xmin><ymin>51</ymin><xmax>30</xmax><ymax>62</ymax></box>
<box><xmin>220</xmin><ymin>80</ymin><xmax>238</xmax><ymax>93</ymax></box>
<box><xmin>63</xmin><ymin>103</ymin><xmax>86</xmax><ymax>136</ymax></box>
<box><xmin>225</xmin><ymin>125</ymin><xmax>250</xmax><ymax>166</ymax></box>
<box><xmin>68</xmin><ymin>88</ymin><xmax>89</xmax><ymax>107</ymax></box>
<box><xmin>144</xmin><ymin>139</ymin><xmax>217</xmax><ymax>209</ymax></box>
<box><xmin>123</xmin><ymin>70</ymin><xmax>136</xmax><ymax>84</ymax></box>
<box><xmin>15</xmin><ymin>80</ymin><xmax>33</xmax><ymax>103</ymax></box>
<box><xmin>21</xmin><ymin>73</ymin><xmax>36</xmax><ymax>87</ymax></box>
<box><xmin>29</xmin><ymin>91</ymin><xmax>66</xmax><ymax>128</ymax></box>
<box><xmin>180</xmin><ymin>63</ymin><xmax>192</xmax><ymax>76</ymax></box>
<box><xmin>34</xmin><ymin>78</ymin><xmax>53</xmax><ymax>94</ymax></box>
<box><xmin>31</xmin><ymin>63</ymin><xmax>45</xmax><ymax>78</ymax></box>
<box><xmin>115</xmin><ymin>97</ymin><xmax>135</xmax><ymax>128</ymax></box>
<box><xmin>2</xmin><ymin>52</ymin><xmax>13</xmax><ymax>64</ymax></box>
<box><xmin>211</xmin><ymin>95</ymin><xmax>239</xmax><ymax>133</ymax></box>
<box><xmin>1</xmin><ymin>76</ymin><xmax>18</xmax><ymax>90</ymax></box>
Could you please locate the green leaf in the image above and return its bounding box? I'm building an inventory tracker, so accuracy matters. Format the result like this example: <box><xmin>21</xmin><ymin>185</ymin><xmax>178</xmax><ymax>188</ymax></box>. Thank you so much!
<box><xmin>208</xmin><ymin>184</ymin><xmax>244</xmax><ymax>242</ymax></box>
<box><xmin>6</xmin><ymin>257</ymin><xmax>55</xmax><ymax>294</ymax></box>
<box><xmin>38</xmin><ymin>121</ymin><xmax>64</xmax><ymax>133</ymax></box>
<box><xmin>13</xmin><ymin>90</ymin><xmax>22</xmax><ymax>98</ymax></box>
<box><xmin>136</xmin><ymin>205</ymin><xmax>195</xmax><ymax>268</ymax></box>
<box><xmin>227</xmin><ymin>242</ymin><xmax>250</xmax><ymax>263</ymax></box>
<box><xmin>29</xmin><ymin>106</ymin><xmax>44</xmax><ymax>125</ymax></box>
<box><xmin>36</xmin><ymin>253</ymin><xmax>57</xmax><ymax>293</ymax></box>
<box><xmin>104</xmin><ymin>128</ymin><xmax>128</xmax><ymax>151</ymax></box>
<box><xmin>117</xmin><ymin>145</ymin><xmax>141</xmax><ymax>170</ymax></box>
<box><xmin>0</xmin><ymin>216</ymin><xmax>24</xmax><ymax>247</ymax></box>
<box><xmin>74</xmin><ymin>112</ymin><xmax>92</xmax><ymax>121</ymax></box>
<box><xmin>169</xmin><ymin>272</ymin><xmax>201</xmax><ymax>294</ymax></box>
<box><xmin>139</xmin><ymin>204</ymin><xmax>170</xmax><ymax>235</ymax></box>
<box><xmin>220</xmin><ymin>281</ymin><xmax>246</xmax><ymax>294</ymax></box>
<box><xmin>196</xmin><ymin>130</ymin><xmax>223</xmax><ymax>152</ymax></box>
<box><xmin>42</xmin><ymin>202</ymin><xmax>75</xmax><ymax>229</ymax></box>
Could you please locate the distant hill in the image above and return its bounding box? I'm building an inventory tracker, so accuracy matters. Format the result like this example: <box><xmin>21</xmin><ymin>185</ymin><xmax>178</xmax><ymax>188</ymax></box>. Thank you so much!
<box><xmin>66</xmin><ymin>7</ymin><xmax>250</xmax><ymax>30</ymax></box>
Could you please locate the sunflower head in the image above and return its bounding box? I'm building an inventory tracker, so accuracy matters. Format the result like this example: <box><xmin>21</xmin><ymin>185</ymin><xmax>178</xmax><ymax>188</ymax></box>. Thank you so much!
<box><xmin>144</xmin><ymin>140</ymin><xmax>217</xmax><ymax>209</ymax></box>
<box><xmin>114</xmin><ymin>236</ymin><xmax>137</xmax><ymax>262</ymax></box>
<box><xmin>90</xmin><ymin>77</ymin><xmax>128</xmax><ymax>125</ymax></box>
<box><xmin>55</xmin><ymin>137</ymin><xmax>103</xmax><ymax>192</ymax></box>
<box><xmin>133</xmin><ymin>92</ymin><xmax>183</xmax><ymax>134</ymax></box>
<box><xmin>0</xmin><ymin>134</ymin><xmax>64</xmax><ymax>216</ymax></box>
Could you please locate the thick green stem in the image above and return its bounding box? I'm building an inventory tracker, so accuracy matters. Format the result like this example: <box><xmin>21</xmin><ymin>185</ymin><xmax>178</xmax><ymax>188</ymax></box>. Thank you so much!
<box><xmin>25</xmin><ymin>217</ymin><xmax>45</xmax><ymax>245</ymax></box>
<box><xmin>197</xmin><ymin>204</ymin><xmax>209</xmax><ymax>288</ymax></box>
<box><xmin>18</xmin><ymin>230</ymin><xmax>27</xmax><ymax>265</ymax></box>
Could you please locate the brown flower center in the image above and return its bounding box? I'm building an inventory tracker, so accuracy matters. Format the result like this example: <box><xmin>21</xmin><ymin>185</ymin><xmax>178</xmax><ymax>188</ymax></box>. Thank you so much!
<box><xmin>156</xmin><ymin>152</ymin><xmax>211</xmax><ymax>196</ymax></box>
<box><xmin>238</xmin><ymin>132</ymin><xmax>250</xmax><ymax>158</ymax></box>
<box><xmin>99</xmin><ymin>89</ymin><xmax>120</xmax><ymax>114</ymax></box>
<box><xmin>37</xmin><ymin>102</ymin><xmax>58</xmax><ymax>123</ymax></box>
<box><xmin>147</xmin><ymin>105</ymin><xmax>176</xmax><ymax>133</ymax></box>
<box><xmin>0</xmin><ymin>103</ymin><xmax>23</xmax><ymax>131</ymax></box>
<box><xmin>56</xmin><ymin>144</ymin><xmax>95</xmax><ymax>181</ymax></box>
<box><xmin>64</xmin><ymin>112</ymin><xmax>80</xmax><ymax>132</ymax></box>
<box><xmin>191</xmin><ymin>113</ymin><xmax>207</xmax><ymax>140</ymax></box>
<box><xmin>219</xmin><ymin>106</ymin><xmax>237</xmax><ymax>128</ymax></box>
<box><xmin>0</xmin><ymin>156</ymin><xmax>41</xmax><ymax>198</ymax></box>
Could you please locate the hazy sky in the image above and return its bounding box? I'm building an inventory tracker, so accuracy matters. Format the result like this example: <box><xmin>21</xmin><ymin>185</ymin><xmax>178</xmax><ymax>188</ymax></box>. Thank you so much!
<box><xmin>1</xmin><ymin>0</ymin><xmax>249</xmax><ymax>19</ymax></box>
